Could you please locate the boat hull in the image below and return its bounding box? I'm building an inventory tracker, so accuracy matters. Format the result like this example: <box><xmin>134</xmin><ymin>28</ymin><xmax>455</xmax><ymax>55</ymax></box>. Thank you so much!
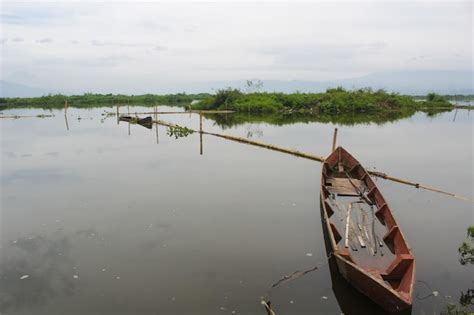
<box><xmin>319</xmin><ymin>147</ymin><xmax>415</xmax><ymax>313</ymax></box>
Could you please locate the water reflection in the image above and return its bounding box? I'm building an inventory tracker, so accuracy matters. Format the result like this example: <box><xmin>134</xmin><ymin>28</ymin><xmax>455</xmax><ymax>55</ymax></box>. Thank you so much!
<box><xmin>0</xmin><ymin>234</ymin><xmax>77</xmax><ymax>313</ymax></box>
<box><xmin>204</xmin><ymin>108</ymin><xmax>453</xmax><ymax>129</ymax></box>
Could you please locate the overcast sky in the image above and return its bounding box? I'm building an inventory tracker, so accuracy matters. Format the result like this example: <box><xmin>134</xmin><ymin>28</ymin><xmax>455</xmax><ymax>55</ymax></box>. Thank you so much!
<box><xmin>0</xmin><ymin>1</ymin><xmax>472</xmax><ymax>93</ymax></box>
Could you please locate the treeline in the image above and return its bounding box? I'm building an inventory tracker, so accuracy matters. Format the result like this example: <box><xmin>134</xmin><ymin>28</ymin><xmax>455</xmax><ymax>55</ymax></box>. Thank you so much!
<box><xmin>192</xmin><ymin>88</ymin><xmax>454</xmax><ymax>113</ymax></box>
<box><xmin>0</xmin><ymin>93</ymin><xmax>210</xmax><ymax>109</ymax></box>
<box><xmin>0</xmin><ymin>89</ymin><xmax>457</xmax><ymax>113</ymax></box>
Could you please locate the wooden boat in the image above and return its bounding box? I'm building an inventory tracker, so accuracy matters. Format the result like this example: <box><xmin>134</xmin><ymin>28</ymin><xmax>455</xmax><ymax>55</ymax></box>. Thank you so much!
<box><xmin>119</xmin><ymin>116</ymin><xmax>153</xmax><ymax>129</ymax></box>
<box><xmin>320</xmin><ymin>147</ymin><xmax>415</xmax><ymax>313</ymax></box>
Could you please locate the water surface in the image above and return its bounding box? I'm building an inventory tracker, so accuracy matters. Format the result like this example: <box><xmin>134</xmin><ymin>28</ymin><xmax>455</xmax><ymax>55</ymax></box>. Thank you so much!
<box><xmin>1</xmin><ymin>106</ymin><xmax>473</xmax><ymax>314</ymax></box>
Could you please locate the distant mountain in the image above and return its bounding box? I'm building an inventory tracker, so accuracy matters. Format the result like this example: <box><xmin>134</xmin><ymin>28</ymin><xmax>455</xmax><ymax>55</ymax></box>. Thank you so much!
<box><xmin>158</xmin><ymin>70</ymin><xmax>473</xmax><ymax>95</ymax></box>
<box><xmin>0</xmin><ymin>80</ymin><xmax>50</xmax><ymax>97</ymax></box>
<box><xmin>1</xmin><ymin>70</ymin><xmax>472</xmax><ymax>97</ymax></box>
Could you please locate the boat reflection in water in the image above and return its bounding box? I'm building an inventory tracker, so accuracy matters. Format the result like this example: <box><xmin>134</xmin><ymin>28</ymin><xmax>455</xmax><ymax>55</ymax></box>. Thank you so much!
<box><xmin>327</xmin><ymin>255</ymin><xmax>412</xmax><ymax>315</ymax></box>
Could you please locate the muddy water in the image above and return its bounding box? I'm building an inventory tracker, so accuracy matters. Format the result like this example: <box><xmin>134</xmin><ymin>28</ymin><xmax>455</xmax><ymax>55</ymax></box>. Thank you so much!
<box><xmin>1</xmin><ymin>106</ymin><xmax>472</xmax><ymax>314</ymax></box>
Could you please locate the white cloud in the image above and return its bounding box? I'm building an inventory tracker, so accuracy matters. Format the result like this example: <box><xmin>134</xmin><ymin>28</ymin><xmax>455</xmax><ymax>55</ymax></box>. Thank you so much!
<box><xmin>0</xmin><ymin>1</ymin><xmax>472</xmax><ymax>93</ymax></box>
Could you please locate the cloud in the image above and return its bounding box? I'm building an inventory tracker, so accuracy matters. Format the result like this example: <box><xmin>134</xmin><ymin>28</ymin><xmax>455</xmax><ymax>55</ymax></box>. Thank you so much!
<box><xmin>0</xmin><ymin>39</ymin><xmax>7</xmax><ymax>44</ymax></box>
<box><xmin>12</xmin><ymin>37</ymin><xmax>24</xmax><ymax>42</ymax></box>
<box><xmin>34</xmin><ymin>54</ymin><xmax>132</xmax><ymax>68</ymax></box>
<box><xmin>153</xmin><ymin>45</ymin><xmax>168</xmax><ymax>51</ymax></box>
<box><xmin>184</xmin><ymin>24</ymin><xmax>198</xmax><ymax>33</ymax></box>
<box><xmin>91</xmin><ymin>40</ymin><xmax>151</xmax><ymax>48</ymax></box>
<box><xmin>36</xmin><ymin>38</ymin><xmax>53</xmax><ymax>44</ymax></box>
<box><xmin>0</xmin><ymin>2</ymin><xmax>471</xmax><ymax>92</ymax></box>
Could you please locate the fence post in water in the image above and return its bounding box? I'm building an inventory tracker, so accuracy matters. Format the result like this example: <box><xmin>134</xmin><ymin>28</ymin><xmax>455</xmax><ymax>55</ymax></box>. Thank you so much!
<box><xmin>155</xmin><ymin>105</ymin><xmax>159</xmax><ymax>144</ymax></box>
<box><xmin>332</xmin><ymin>128</ymin><xmax>338</xmax><ymax>152</ymax></box>
<box><xmin>116</xmin><ymin>105</ymin><xmax>119</xmax><ymax>124</ymax></box>
<box><xmin>64</xmin><ymin>100</ymin><xmax>69</xmax><ymax>131</ymax></box>
<box><xmin>199</xmin><ymin>111</ymin><xmax>203</xmax><ymax>155</ymax></box>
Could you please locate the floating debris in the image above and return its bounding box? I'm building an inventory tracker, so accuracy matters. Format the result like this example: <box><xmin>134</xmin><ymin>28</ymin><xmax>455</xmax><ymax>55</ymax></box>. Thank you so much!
<box><xmin>433</xmin><ymin>291</ymin><xmax>439</xmax><ymax>297</ymax></box>
<box><xmin>289</xmin><ymin>300</ymin><xmax>294</xmax><ymax>304</ymax></box>
<box><xmin>102</xmin><ymin>268</ymin><xmax>106</xmax><ymax>272</ymax></box>
<box><xmin>73</xmin><ymin>275</ymin><xmax>79</xmax><ymax>279</ymax></box>
<box><xmin>20</xmin><ymin>275</ymin><xmax>30</xmax><ymax>280</ymax></box>
<box><xmin>305</xmin><ymin>252</ymin><xmax>313</xmax><ymax>257</ymax></box>
<box><xmin>219</xmin><ymin>306</ymin><xmax>226</xmax><ymax>311</ymax></box>
<box><xmin>321</xmin><ymin>296</ymin><xmax>328</xmax><ymax>300</ymax></box>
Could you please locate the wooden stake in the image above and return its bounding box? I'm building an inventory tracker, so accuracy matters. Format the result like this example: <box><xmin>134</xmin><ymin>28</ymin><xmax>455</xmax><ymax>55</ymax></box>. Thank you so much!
<box><xmin>332</xmin><ymin>128</ymin><xmax>338</xmax><ymax>152</ymax></box>
<box><xmin>155</xmin><ymin>105</ymin><xmax>159</xmax><ymax>144</ymax></box>
<box><xmin>199</xmin><ymin>111</ymin><xmax>203</xmax><ymax>155</ymax></box>
<box><xmin>64</xmin><ymin>100</ymin><xmax>69</xmax><ymax>131</ymax></box>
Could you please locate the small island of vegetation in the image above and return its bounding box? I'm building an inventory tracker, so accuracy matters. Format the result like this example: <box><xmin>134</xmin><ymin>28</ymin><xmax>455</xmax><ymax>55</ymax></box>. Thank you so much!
<box><xmin>192</xmin><ymin>87</ymin><xmax>455</xmax><ymax>114</ymax></box>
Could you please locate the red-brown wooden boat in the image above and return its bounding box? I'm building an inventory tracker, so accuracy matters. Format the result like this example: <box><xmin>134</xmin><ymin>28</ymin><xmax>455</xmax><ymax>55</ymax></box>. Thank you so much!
<box><xmin>320</xmin><ymin>147</ymin><xmax>415</xmax><ymax>312</ymax></box>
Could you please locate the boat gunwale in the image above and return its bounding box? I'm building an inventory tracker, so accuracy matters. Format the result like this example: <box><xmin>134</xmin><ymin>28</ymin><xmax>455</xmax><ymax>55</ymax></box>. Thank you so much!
<box><xmin>319</xmin><ymin>146</ymin><xmax>415</xmax><ymax>308</ymax></box>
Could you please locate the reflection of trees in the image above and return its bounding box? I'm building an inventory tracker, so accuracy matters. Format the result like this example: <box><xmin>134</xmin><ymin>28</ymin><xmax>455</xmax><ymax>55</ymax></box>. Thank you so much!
<box><xmin>0</xmin><ymin>234</ymin><xmax>76</xmax><ymax>312</ymax></box>
<box><xmin>205</xmin><ymin>109</ymin><xmax>453</xmax><ymax>130</ymax></box>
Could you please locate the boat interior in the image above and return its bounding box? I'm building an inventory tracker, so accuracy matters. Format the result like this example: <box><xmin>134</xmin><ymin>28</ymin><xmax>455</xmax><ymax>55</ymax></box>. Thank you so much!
<box><xmin>321</xmin><ymin>147</ymin><xmax>414</xmax><ymax>295</ymax></box>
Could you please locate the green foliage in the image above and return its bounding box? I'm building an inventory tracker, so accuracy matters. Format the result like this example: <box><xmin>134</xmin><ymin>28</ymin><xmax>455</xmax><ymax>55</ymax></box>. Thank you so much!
<box><xmin>459</xmin><ymin>226</ymin><xmax>474</xmax><ymax>265</ymax></box>
<box><xmin>166</xmin><ymin>125</ymin><xmax>194</xmax><ymax>139</ymax></box>
<box><xmin>441</xmin><ymin>289</ymin><xmax>474</xmax><ymax>315</ymax></box>
<box><xmin>193</xmin><ymin>87</ymin><xmax>454</xmax><ymax>114</ymax></box>
<box><xmin>0</xmin><ymin>93</ymin><xmax>210</xmax><ymax>109</ymax></box>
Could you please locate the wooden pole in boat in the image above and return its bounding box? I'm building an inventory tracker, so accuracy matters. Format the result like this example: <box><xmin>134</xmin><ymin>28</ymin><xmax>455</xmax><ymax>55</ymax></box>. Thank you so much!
<box><xmin>331</xmin><ymin>128</ymin><xmax>338</xmax><ymax>152</ymax></box>
<box><xmin>345</xmin><ymin>203</ymin><xmax>352</xmax><ymax>248</ymax></box>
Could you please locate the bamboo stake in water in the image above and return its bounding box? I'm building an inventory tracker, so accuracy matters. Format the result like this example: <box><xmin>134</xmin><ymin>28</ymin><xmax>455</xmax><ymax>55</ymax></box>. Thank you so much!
<box><xmin>64</xmin><ymin>100</ymin><xmax>69</xmax><ymax>131</ymax></box>
<box><xmin>199</xmin><ymin>112</ymin><xmax>203</xmax><ymax>155</ymax></box>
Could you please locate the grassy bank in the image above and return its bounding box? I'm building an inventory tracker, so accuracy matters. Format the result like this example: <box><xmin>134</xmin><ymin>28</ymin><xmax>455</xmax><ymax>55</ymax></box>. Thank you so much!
<box><xmin>0</xmin><ymin>89</ymin><xmax>455</xmax><ymax>113</ymax></box>
<box><xmin>0</xmin><ymin>93</ymin><xmax>210</xmax><ymax>109</ymax></box>
<box><xmin>192</xmin><ymin>88</ymin><xmax>454</xmax><ymax>113</ymax></box>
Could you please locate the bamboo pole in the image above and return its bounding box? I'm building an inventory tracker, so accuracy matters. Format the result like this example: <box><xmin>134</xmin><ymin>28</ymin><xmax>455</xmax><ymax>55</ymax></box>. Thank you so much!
<box><xmin>103</xmin><ymin>110</ymin><xmax>234</xmax><ymax>116</ymax></box>
<box><xmin>331</xmin><ymin>128</ymin><xmax>338</xmax><ymax>152</ymax></box>
<box><xmin>155</xmin><ymin>105</ymin><xmax>159</xmax><ymax>144</ymax></box>
<box><xmin>0</xmin><ymin>115</ymin><xmax>54</xmax><ymax>119</ymax></box>
<box><xmin>367</xmin><ymin>171</ymin><xmax>471</xmax><ymax>201</ymax></box>
<box><xmin>149</xmin><ymin>118</ymin><xmax>472</xmax><ymax>203</ymax></box>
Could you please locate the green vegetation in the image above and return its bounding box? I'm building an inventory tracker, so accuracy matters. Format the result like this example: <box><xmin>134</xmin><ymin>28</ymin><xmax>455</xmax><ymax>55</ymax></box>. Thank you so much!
<box><xmin>192</xmin><ymin>88</ymin><xmax>454</xmax><ymax>113</ymax></box>
<box><xmin>0</xmin><ymin>93</ymin><xmax>210</xmax><ymax>109</ymax></box>
<box><xmin>166</xmin><ymin>125</ymin><xmax>194</xmax><ymax>139</ymax></box>
<box><xmin>440</xmin><ymin>226</ymin><xmax>474</xmax><ymax>315</ymax></box>
<box><xmin>459</xmin><ymin>226</ymin><xmax>474</xmax><ymax>265</ymax></box>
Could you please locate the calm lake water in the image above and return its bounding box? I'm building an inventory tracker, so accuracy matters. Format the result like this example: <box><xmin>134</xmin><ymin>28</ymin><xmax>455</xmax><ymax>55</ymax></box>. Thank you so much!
<box><xmin>1</xmin><ymin>106</ymin><xmax>473</xmax><ymax>315</ymax></box>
